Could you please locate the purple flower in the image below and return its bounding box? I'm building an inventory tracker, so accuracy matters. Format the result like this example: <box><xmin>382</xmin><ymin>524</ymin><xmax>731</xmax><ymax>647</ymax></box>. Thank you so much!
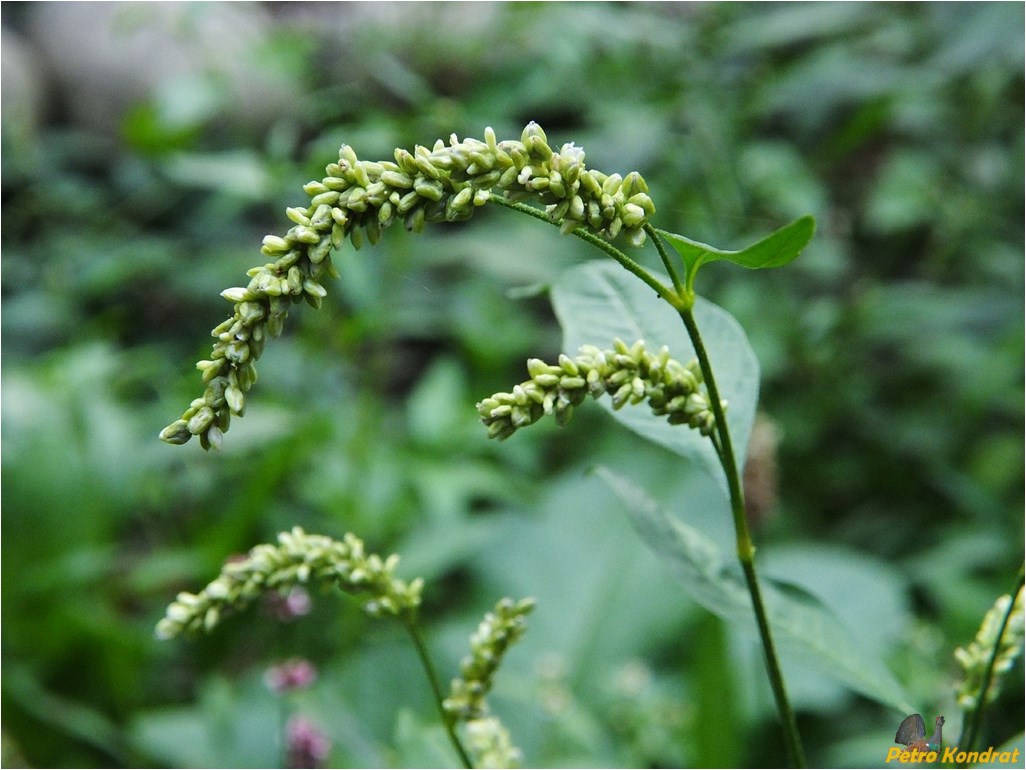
<box><xmin>264</xmin><ymin>586</ymin><xmax>313</xmax><ymax>621</ymax></box>
<box><xmin>285</xmin><ymin>715</ymin><xmax>331</xmax><ymax>769</ymax></box>
<box><xmin>264</xmin><ymin>658</ymin><xmax>317</xmax><ymax>694</ymax></box>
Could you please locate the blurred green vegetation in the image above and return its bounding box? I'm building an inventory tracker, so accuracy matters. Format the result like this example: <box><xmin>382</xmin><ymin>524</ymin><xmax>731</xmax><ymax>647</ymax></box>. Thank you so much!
<box><xmin>2</xmin><ymin>3</ymin><xmax>1022</xmax><ymax>767</ymax></box>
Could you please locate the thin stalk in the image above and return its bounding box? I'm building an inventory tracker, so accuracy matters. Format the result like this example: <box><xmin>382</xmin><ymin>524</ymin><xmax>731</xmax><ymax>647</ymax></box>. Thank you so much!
<box><xmin>404</xmin><ymin>617</ymin><xmax>474</xmax><ymax>769</ymax></box>
<box><xmin>489</xmin><ymin>195</ymin><xmax>804</xmax><ymax>765</ymax></box>
<box><xmin>956</xmin><ymin>565</ymin><xmax>1025</xmax><ymax>757</ymax></box>
<box><xmin>488</xmin><ymin>195</ymin><xmax>681</xmax><ymax>308</ymax></box>
<box><xmin>679</xmin><ymin>306</ymin><xmax>806</xmax><ymax>768</ymax></box>
<box><xmin>645</xmin><ymin>222</ymin><xmax>686</xmax><ymax>296</ymax></box>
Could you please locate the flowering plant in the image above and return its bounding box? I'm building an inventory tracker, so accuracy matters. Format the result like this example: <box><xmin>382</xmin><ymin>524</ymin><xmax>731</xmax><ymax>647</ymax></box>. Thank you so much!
<box><xmin>158</xmin><ymin>124</ymin><xmax>1021</xmax><ymax>768</ymax></box>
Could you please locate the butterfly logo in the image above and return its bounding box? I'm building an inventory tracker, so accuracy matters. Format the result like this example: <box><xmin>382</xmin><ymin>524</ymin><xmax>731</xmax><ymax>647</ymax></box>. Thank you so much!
<box><xmin>895</xmin><ymin>713</ymin><xmax>946</xmax><ymax>752</ymax></box>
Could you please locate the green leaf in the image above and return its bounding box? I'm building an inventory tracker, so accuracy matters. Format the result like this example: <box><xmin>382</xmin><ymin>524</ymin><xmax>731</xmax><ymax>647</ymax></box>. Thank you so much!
<box><xmin>594</xmin><ymin>465</ymin><xmax>916</xmax><ymax>714</ymax></box>
<box><xmin>657</xmin><ymin>215</ymin><xmax>815</xmax><ymax>286</ymax></box>
<box><xmin>551</xmin><ymin>260</ymin><xmax>759</xmax><ymax>490</ymax></box>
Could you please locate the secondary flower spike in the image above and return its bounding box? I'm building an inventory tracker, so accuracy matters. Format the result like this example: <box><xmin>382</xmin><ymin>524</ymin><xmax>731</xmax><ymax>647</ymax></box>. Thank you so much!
<box><xmin>476</xmin><ymin>338</ymin><xmax>724</xmax><ymax>440</ymax></box>
<box><xmin>159</xmin><ymin>124</ymin><xmax>655</xmax><ymax>449</ymax></box>
<box><xmin>155</xmin><ymin>528</ymin><xmax>423</xmax><ymax>640</ymax></box>
<box><xmin>954</xmin><ymin>587</ymin><xmax>1025</xmax><ymax>710</ymax></box>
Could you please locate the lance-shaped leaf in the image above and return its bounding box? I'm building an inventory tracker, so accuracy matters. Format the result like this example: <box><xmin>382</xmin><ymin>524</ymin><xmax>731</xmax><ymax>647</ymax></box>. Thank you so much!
<box><xmin>657</xmin><ymin>215</ymin><xmax>815</xmax><ymax>287</ymax></box>
<box><xmin>594</xmin><ymin>465</ymin><xmax>916</xmax><ymax>714</ymax></box>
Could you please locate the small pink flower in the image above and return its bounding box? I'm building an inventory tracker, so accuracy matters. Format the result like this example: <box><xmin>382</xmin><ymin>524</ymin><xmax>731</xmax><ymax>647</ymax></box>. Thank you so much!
<box><xmin>264</xmin><ymin>658</ymin><xmax>317</xmax><ymax>694</ymax></box>
<box><xmin>264</xmin><ymin>586</ymin><xmax>313</xmax><ymax>621</ymax></box>
<box><xmin>285</xmin><ymin>715</ymin><xmax>331</xmax><ymax>769</ymax></box>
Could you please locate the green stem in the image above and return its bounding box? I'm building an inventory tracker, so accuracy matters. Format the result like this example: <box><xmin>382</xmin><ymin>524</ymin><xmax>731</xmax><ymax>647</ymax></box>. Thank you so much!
<box><xmin>645</xmin><ymin>222</ymin><xmax>686</xmax><ymax>296</ymax></box>
<box><xmin>489</xmin><ymin>195</ymin><xmax>804</xmax><ymax>765</ymax></box>
<box><xmin>956</xmin><ymin>565</ymin><xmax>1025</xmax><ymax>758</ymax></box>
<box><xmin>404</xmin><ymin>617</ymin><xmax>474</xmax><ymax>769</ymax></box>
<box><xmin>488</xmin><ymin>195</ymin><xmax>681</xmax><ymax>309</ymax></box>
<box><xmin>679</xmin><ymin>306</ymin><xmax>807</xmax><ymax>768</ymax></box>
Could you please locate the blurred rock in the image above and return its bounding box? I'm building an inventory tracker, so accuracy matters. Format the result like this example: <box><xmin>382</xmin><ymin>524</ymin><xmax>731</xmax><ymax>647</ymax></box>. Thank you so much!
<box><xmin>24</xmin><ymin>2</ymin><xmax>295</xmax><ymax>137</ymax></box>
<box><xmin>1</xmin><ymin>27</ymin><xmax>44</xmax><ymax>150</ymax></box>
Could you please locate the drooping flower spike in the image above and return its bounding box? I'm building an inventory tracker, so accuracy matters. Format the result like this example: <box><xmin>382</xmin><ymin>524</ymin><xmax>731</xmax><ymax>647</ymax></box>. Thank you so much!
<box><xmin>155</xmin><ymin>528</ymin><xmax>422</xmax><ymax>639</ymax></box>
<box><xmin>955</xmin><ymin>587</ymin><xmax>1025</xmax><ymax>710</ymax></box>
<box><xmin>476</xmin><ymin>338</ymin><xmax>724</xmax><ymax>441</ymax></box>
<box><xmin>160</xmin><ymin>124</ymin><xmax>655</xmax><ymax>449</ymax></box>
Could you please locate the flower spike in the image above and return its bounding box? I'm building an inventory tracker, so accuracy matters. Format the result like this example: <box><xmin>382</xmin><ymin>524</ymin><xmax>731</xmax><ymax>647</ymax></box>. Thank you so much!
<box><xmin>161</xmin><ymin>125</ymin><xmax>655</xmax><ymax>449</ymax></box>
<box><xmin>476</xmin><ymin>339</ymin><xmax>723</xmax><ymax>440</ymax></box>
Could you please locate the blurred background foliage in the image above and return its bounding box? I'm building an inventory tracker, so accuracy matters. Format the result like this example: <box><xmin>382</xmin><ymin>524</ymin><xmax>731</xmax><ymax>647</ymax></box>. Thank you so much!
<box><xmin>1</xmin><ymin>2</ymin><xmax>1022</xmax><ymax>767</ymax></box>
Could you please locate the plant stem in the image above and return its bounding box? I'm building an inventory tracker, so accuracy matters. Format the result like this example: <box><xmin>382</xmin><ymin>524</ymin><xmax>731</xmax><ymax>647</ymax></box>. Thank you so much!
<box><xmin>404</xmin><ymin>617</ymin><xmax>474</xmax><ymax>769</ymax></box>
<box><xmin>488</xmin><ymin>195</ymin><xmax>804</xmax><ymax>765</ymax></box>
<box><xmin>679</xmin><ymin>306</ymin><xmax>807</xmax><ymax>769</ymax></box>
<box><xmin>488</xmin><ymin>195</ymin><xmax>680</xmax><ymax>308</ymax></box>
<box><xmin>645</xmin><ymin>223</ymin><xmax>686</xmax><ymax>296</ymax></box>
<box><xmin>956</xmin><ymin>565</ymin><xmax>1025</xmax><ymax>758</ymax></box>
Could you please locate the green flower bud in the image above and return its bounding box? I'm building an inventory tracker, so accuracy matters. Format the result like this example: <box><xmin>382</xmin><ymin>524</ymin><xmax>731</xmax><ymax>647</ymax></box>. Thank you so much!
<box><xmin>308</xmin><ymin>237</ymin><xmax>332</xmax><ymax>264</ymax></box>
<box><xmin>446</xmin><ymin>187</ymin><xmax>474</xmax><ymax>219</ymax></box>
<box><xmin>624</xmin><ymin>227</ymin><xmax>647</xmax><ymax>248</ymax></box>
<box><xmin>621</xmin><ymin>203</ymin><xmax>646</xmax><ymax>228</ymax></box>
<box><xmin>302</xmin><ymin>180</ymin><xmax>330</xmax><ymax>197</ymax></box>
<box><xmin>225</xmin><ymin>385</ymin><xmax>244</xmax><ymax>415</ymax></box>
<box><xmin>310</xmin><ymin>190</ymin><xmax>340</xmax><ymax>207</ymax></box>
<box><xmin>299</xmin><ymin>278</ymin><xmax>325</xmax><ymax>299</ymax></box>
<box><xmin>548</xmin><ymin>171</ymin><xmax>566</xmax><ymax>200</ymax></box>
<box><xmin>380</xmin><ymin>170</ymin><xmax>414</xmax><ymax>189</ymax></box>
<box><xmin>349</xmin><ymin>225</ymin><xmax>364</xmax><ymax>250</ymax></box>
<box><xmin>187</xmin><ymin>406</ymin><xmax>215</xmax><ymax>435</ymax></box>
<box><xmin>221</xmin><ymin>287</ymin><xmax>252</xmax><ymax>303</ymax></box>
<box><xmin>261</xmin><ymin>235</ymin><xmax>290</xmax><ymax>255</ymax></box>
<box><xmin>266</xmin><ymin>311</ymin><xmax>285</xmax><ymax>338</ymax></box>
<box><xmin>413</xmin><ymin>153</ymin><xmax>443</xmax><ymax>180</ymax></box>
<box><xmin>621</xmin><ymin>170</ymin><xmax>649</xmax><ymax>196</ymax></box>
<box><xmin>159</xmin><ymin>420</ymin><xmax>193</xmax><ymax>445</ymax></box>
<box><xmin>405</xmin><ymin>206</ymin><xmax>426</xmax><ymax>233</ymax></box>
<box><xmin>365</xmin><ymin>217</ymin><xmax>381</xmax><ymax>246</ymax></box>
<box><xmin>292</xmin><ymin>226</ymin><xmax>320</xmax><ymax>245</ymax></box>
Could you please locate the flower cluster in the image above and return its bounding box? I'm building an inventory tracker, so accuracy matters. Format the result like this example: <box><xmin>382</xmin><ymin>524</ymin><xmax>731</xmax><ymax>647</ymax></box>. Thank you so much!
<box><xmin>285</xmin><ymin>715</ymin><xmax>332</xmax><ymax>769</ymax></box>
<box><xmin>155</xmin><ymin>528</ymin><xmax>422</xmax><ymax>639</ymax></box>
<box><xmin>160</xmin><ymin>123</ymin><xmax>655</xmax><ymax>449</ymax></box>
<box><xmin>476</xmin><ymin>338</ymin><xmax>723</xmax><ymax>441</ymax></box>
<box><xmin>462</xmin><ymin>716</ymin><xmax>523</xmax><ymax>769</ymax></box>
<box><xmin>954</xmin><ymin>587</ymin><xmax>1024</xmax><ymax>710</ymax></box>
<box><xmin>443</xmin><ymin>597</ymin><xmax>536</xmax><ymax>722</ymax></box>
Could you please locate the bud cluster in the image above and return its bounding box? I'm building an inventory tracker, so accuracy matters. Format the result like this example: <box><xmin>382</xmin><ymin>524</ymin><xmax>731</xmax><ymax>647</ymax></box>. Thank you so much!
<box><xmin>955</xmin><ymin>587</ymin><xmax>1024</xmax><ymax>710</ymax></box>
<box><xmin>443</xmin><ymin>597</ymin><xmax>536</xmax><ymax>721</ymax></box>
<box><xmin>155</xmin><ymin>527</ymin><xmax>423</xmax><ymax>639</ymax></box>
<box><xmin>462</xmin><ymin>716</ymin><xmax>523</xmax><ymax>769</ymax></box>
<box><xmin>476</xmin><ymin>338</ymin><xmax>723</xmax><ymax>441</ymax></box>
<box><xmin>160</xmin><ymin>123</ymin><xmax>655</xmax><ymax>449</ymax></box>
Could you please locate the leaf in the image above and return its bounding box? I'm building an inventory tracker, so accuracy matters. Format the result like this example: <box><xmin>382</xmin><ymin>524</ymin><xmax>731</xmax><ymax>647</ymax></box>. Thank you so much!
<box><xmin>656</xmin><ymin>215</ymin><xmax>815</xmax><ymax>283</ymax></box>
<box><xmin>594</xmin><ymin>465</ymin><xmax>915</xmax><ymax>714</ymax></box>
<box><xmin>551</xmin><ymin>260</ymin><xmax>759</xmax><ymax>489</ymax></box>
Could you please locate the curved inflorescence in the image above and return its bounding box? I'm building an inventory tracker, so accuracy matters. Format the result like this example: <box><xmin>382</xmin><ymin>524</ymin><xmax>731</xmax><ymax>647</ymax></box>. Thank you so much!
<box><xmin>444</xmin><ymin>597</ymin><xmax>536</xmax><ymax>723</ymax></box>
<box><xmin>476</xmin><ymin>338</ymin><xmax>724</xmax><ymax>441</ymax></box>
<box><xmin>442</xmin><ymin>597</ymin><xmax>535</xmax><ymax>768</ymax></box>
<box><xmin>462</xmin><ymin>716</ymin><xmax>524</xmax><ymax>769</ymax></box>
<box><xmin>160</xmin><ymin>123</ymin><xmax>655</xmax><ymax>449</ymax></box>
<box><xmin>954</xmin><ymin>587</ymin><xmax>1025</xmax><ymax>710</ymax></box>
<box><xmin>155</xmin><ymin>527</ymin><xmax>422</xmax><ymax>639</ymax></box>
